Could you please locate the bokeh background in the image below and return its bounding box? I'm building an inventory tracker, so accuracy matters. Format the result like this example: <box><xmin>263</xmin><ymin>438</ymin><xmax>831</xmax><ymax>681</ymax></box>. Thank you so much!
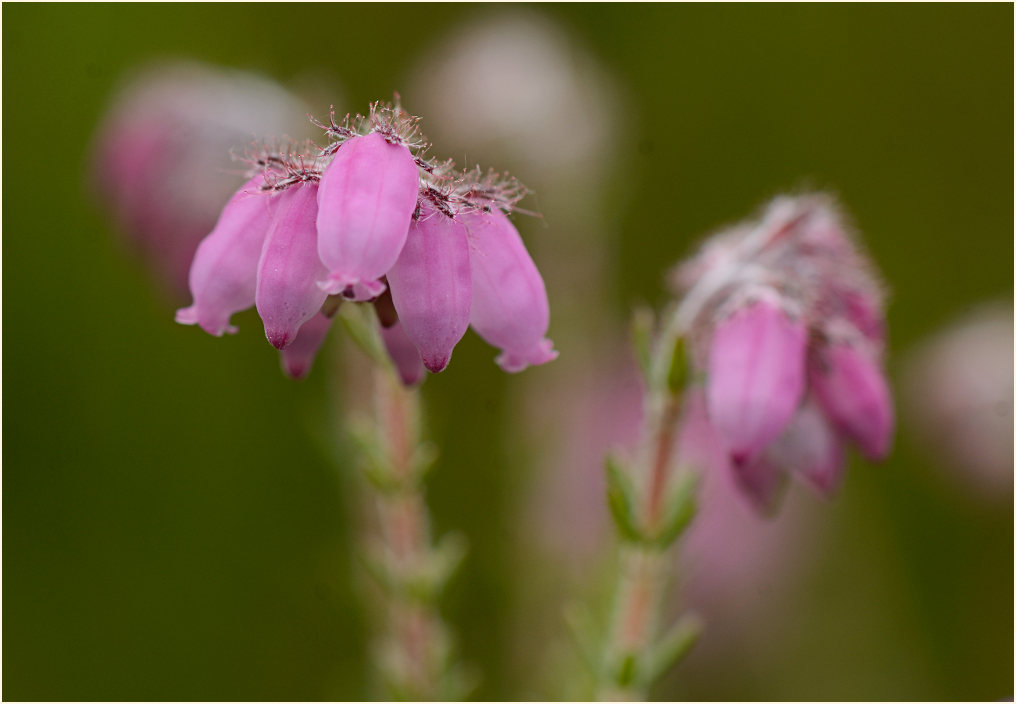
<box><xmin>3</xmin><ymin>4</ymin><xmax>1012</xmax><ymax>700</ymax></box>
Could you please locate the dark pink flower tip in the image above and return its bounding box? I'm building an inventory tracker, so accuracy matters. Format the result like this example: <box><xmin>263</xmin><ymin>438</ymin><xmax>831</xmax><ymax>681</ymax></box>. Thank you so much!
<box><xmin>280</xmin><ymin>313</ymin><xmax>334</xmax><ymax>380</ymax></box>
<box><xmin>255</xmin><ymin>183</ymin><xmax>329</xmax><ymax>351</ymax></box>
<box><xmin>387</xmin><ymin>208</ymin><xmax>472</xmax><ymax>375</ymax></box>
<box><xmin>175</xmin><ymin>175</ymin><xmax>274</xmax><ymax>336</ymax></box>
<box><xmin>462</xmin><ymin>210</ymin><xmax>557</xmax><ymax>372</ymax></box>
<box><xmin>380</xmin><ymin>321</ymin><xmax>426</xmax><ymax>387</ymax></box>
<box><xmin>315</xmin><ymin>132</ymin><xmax>419</xmax><ymax>296</ymax></box>
<box><xmin>706</xmin><ymin>297</ymin><xmax>808</xmax><ymax>465</ymax></box>
<box><xmin>810</xmin><ymin>342</ymin><xmax>894</xmax><ymax>461</ymax></box>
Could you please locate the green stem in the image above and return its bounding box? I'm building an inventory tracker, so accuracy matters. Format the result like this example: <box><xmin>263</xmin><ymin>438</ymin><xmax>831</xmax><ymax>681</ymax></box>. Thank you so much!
<box><xmin>595</xmin><ymin>307</ymin><xmax>701</xmax><ymax>701</ymax></box>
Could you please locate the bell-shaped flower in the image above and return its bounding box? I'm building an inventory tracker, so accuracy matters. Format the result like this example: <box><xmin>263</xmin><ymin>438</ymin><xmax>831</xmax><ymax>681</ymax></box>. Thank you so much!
<box><xmin>255</xmin><ymin>182</ymin><xmax>329</xmax><ymax>350</ymax></box>
<box><xmin>462</xmin><ymin>209</ymin><xmax>557</xmax><ymax>372</ymax></box>
<box><xmin>176</xmin><ymin>175</ymin><xmax>274</xmax><ymax>336</ymax></box>
<box><xmin>767</xmin><ymin>399</ymin><xmax>845</xmax><ymax>496</ymax></box>
<box><xmin>280</xmin><ymin>312</ymin><xmax>334</xmax><ymax>380</ymax></box>
<box><xmin>380</xmin><ymin>321</ymin><xmax>426</xmax><ymax>387</ymax></box>
<box><xmin>315</xmin><ymin>132</ymin><xmax>419</xmax><ymax>300</ymax></box>
<box><xmin>810</xmin><ymin>341</ymin><xmax>893</xmax><ymax>461</ymax></box>
<box><xmin>706</xmin><ymin>296</ymin><xmax>807</xmax><ymax>465</ymax></box>
<box><xmin>386</xmin><ymin>208</ymin><xmax>472</xmax><ymax>373</ymax></box>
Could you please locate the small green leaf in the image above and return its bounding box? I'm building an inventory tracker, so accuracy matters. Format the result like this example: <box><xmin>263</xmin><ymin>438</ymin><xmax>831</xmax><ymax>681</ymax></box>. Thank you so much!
<box><xmin>650</xmin><ymin>471</ymin><xmax>698</xmax><ymax>548</ymax></box>
<box><xmin>615</xmin><ymin>653</ymin><xmax>637</xmax><ymax>687</ymax></box>
<box><xmin>605</xmin><ymin>454</ymin><xmax>644</xmax><ymax>543</ymax></box>
<box><xmin>646</xmin><ymin>612</ymin><xmax>703</xmax><ymax>683</ymax></box>
<box><xmin>665</xmin><ymin>335</ymin><xmax>689</xmax><ymax>395</ymax></box>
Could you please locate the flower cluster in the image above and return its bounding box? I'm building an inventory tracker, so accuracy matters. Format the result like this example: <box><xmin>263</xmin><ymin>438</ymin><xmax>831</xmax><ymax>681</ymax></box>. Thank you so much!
<box><xmin>672</xmin><ymin>194</ymin><xmax>893</xmax><ymax>511</ymax></box>
<box><xmin>176</xmin><ymin>100</ymin><xmax>556</xmax><ymax>380</ymax></box>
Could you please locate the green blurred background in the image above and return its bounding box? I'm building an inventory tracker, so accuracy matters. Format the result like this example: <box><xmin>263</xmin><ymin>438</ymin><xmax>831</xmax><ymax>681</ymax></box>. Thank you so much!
<box><xmin>3</xmin><ymin>4</ymin><xmax>1012</xmax><ymax>700</ymax></box>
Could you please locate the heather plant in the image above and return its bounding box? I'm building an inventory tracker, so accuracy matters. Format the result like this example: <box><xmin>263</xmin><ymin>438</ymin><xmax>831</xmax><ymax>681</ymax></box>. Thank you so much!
<box><xmin>589</xmin><ymin>195</ymin><xmax>894</xmax><ymax>699</ymax></box>
<box><xmin>172</xmin><ymin>96</ymin><xmax>554</xmax><ymax>698</ymax></box>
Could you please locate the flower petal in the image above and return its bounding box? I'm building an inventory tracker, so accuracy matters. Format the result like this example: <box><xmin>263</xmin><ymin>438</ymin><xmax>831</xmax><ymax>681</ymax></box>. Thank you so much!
<box><xmin>706</xmin><ymin>297</ymin><xmax>807</xmax><ymax>465</ymax></box>
<box><xmin>462</xmin><ymin>210</ymin><xmax>557</xmax><ymax>373</ymax></box>
<box><xmin>280</xmin><ymin>312</ymin><xmax>334</xmax><ymax>380</ymax></box>
<box><xmin>315</xmin><ymin>132</ymin><xmax>419</xmax><ymax>299</ymax></box>
<box><xmin>810</xmin><ymin>342</ymin><xmax>894</xmax><ymax>461</ymax></box>
<box><xmin>380</xmin><ymin>321</ymin><xmax>425</xmax><ymax>387</ymax></box>
<box><xmin>387</xmin><ymin>209</ymin><xmax>472</xmax><ymax>373</ymax></box>
<box><xmin>176</xmin><ymin>175</ymin><xmax>274</xmax><ymax>336</ymax></box>
<box><xmin>255</xmin><ymin>183</ymin><xmax>329</xmax><ymax>350</ymax></box>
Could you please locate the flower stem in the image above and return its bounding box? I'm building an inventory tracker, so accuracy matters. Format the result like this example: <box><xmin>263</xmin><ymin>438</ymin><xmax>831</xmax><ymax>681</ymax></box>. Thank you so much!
<box><xmin>595</xmin><ymin>308</ymin><xmax>701</xmax><ymax>701</ymax></box>
<box><xmin>337</xmin><ymin>305</ymin><xmax>469</xmax><ymax>701</ymax></box>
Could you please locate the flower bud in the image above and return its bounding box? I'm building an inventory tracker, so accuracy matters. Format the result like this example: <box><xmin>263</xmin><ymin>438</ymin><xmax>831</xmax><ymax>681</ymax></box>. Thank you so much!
<box><xmin>706</xmin><ymin>297</ymin><xmax>807</xmax><ymax>465</ymax></box>
<box><xmin>315</xmin><ymin>132</ymin><xmax>419</xmax><ymax>300</ymax></box>
<box><xmin>380</xmin><ymin>321</ymin><xmax>426</xmax><ymax>387</ymax></box>
<box><xmin>176</xmin><ymin>175</ymin><xmax>274</xmax><ymax>336</ymax></box>
<box><xmin>386</xmin><ymin>209</ymin><xmax>472</xmax><ymax>373</ymax></box>
<box><xmin>255</xmin><ymin>183</ymin><xmax>329</xmax><ymax>350</ymax></box>
<box><xmin>280</xmin><ymin>312</ymin><xmax>334</xmax><ymax>380</ymax></box>
<box><xmin>810</xmin><ymin>341</ymin><xmax>893</xmax><ymax>461</ymax></box>
<box><xmin>462</xmin><ymin>210</ymin><xmax>557</xmax><ymax>372</ymax></box>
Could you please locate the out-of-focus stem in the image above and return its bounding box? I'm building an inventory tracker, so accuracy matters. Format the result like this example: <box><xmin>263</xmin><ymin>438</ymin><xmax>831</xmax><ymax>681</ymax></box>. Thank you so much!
<box><xmin>337</xmin><ymin>305</ymin><xmax>466</xmax><ymax>701</ymax></box>
<box><xmin>371</xmin><ymin>369</ymin><xmax>444</xmax><ymax>699</ymax></box>
<box><xmin>596</xmin><ymin>308</ymin><xmax>699</xmax><ymax>701</ymax></box>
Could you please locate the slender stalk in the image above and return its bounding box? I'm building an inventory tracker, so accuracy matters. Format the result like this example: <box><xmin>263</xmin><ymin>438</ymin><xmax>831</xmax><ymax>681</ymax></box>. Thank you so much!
<box><xmin>336</xmin><ymin>305</ymin><xmax>467</xmax><ymax>701</ymax></box>
<box><xmin>595</xmin><ymin>308</ymin><xmax>701</xmax><ymax>701</ymax></box>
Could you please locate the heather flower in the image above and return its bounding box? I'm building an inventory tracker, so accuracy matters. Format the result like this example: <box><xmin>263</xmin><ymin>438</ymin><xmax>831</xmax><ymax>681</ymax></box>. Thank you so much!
<box><xmin>463</xmin><ymin>209</ymin><xmax>558</xmax><ymax>373</ymax></box>
<box><xmin>91</xmin><ymin>61</ymin><xmax>310</xmax><ymax>294</ymax></box>
<box><xmin>671</xmin><ymin>194</ymin><xmax>893</xmax><ymax>510</ymax></box>
<box><xmin>387</xmin><ymin>206</ymin><xmax>473</xmax><ymax>373</ymax></box>
<box><xmin>175</xmin><ymin>98</ymin><xmax>555</xmax><ymax>380</ymax></box>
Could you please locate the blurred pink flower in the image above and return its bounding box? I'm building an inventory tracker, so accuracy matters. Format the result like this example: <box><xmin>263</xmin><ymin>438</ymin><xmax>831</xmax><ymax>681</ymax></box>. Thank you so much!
<box><xmin>91</xmin><ymin>61</ymin><xmax>311</xmax><ymax>294</ymax></box>
<box><xmin>903</xmin><ymin>302</ymin><xmax>1014</xmax><ymax>496</ymax></box>
<box><xmin>673</xmin><ymin>195</ymin><xmax>894</xmax><ymax>511</ymax></box>
<box><xmin>174</xmin><ymin>100</ymin><xmax>555</xmax><ymax>379</ymax></box>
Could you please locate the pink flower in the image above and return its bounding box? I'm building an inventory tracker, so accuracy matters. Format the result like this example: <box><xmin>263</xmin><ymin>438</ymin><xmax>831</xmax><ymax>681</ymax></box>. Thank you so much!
<box><xmin>175</xmin><ymin>175</ymin><xmax>275</xmax><ymax>336</ymax></box>
<box><xmin>809</xmin><ymin>341</ymin><xmax>893</xmax><ymax>461</ymax></box>
<box><xmin>255</xmin><ymin>182</ymin><xmax>330</xmax><ymax>349</ymax></box>
<box><xmin>379</xmin><ymin>321</ymin><xmax>426</xmax><ymax>387</ymax></box>
<box><xmin>673</xmin><ymin>194</ymin><xmax>893</xmax><ymax>511</ymax></box>
<box><xmin>315</xmin><ymin>132</ymin><xmax>420</xmax><ymax>300</ymax></box>
<box><xmin>281</xmin><ymin>312</ymin><xmax>335</xmax><ymax>380</ymax></box>
<box><xmin>174</xmin><ymin>99</ymin><xmax>554</xmax><ymax>381</ymax></box>
<box><xmin>387</xmin><ymin>207</ymin><xmax>473</xmax><ymax>373</ymax></box>
<box><xmin>706</xmin><ymin>295</ymin><xmax>806</xmax><ymax>465</ymax></box>
<box><xmin>463</xmin><ymin>209</ymin><xmax>558</xmax><ymax>373</ymax></box>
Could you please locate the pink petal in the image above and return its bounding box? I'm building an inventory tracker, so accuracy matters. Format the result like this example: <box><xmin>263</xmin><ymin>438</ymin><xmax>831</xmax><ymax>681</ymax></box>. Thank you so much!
<box><xmin>176</xmin><ymin>175</ymin><xmax>274</xmax><ymax>336</ymax></box>
<box><xmin>768</xmin><ymin>399</ymin><xmax>845</xmax><ymax>496</ymax></box>
<box><xmin>387</xmin><ymin>209</ymin><xmax>472</xmax><ymax>373</ymax></box>
<box><xmin>462</xmin><ymin>210</ymin><xmax>557</xmax><ymax>373</ymax></box>
<box><xmin>380</xmin><ymin>321</ymin><xmax>426</xmax><ymax>387</ymax></box>
<box><xmin>255</xmin><ymin>183</ymin><xmax>329</xmax><ymax>350</ymax></box>
<box><xmin>315</xmin><ymin>132</ymin><xmax>419</xmax><ymax>300</ymax></box>
<box><xmin>810</xmin><ymin>342</ymin><xmax>894</xmax><ymax>461</ymax></box>
<box><xmin>706</xmin><ymin>298</ymin><xmax>807</xmax><ymax>465</ymax></box>
<box><xmin>280</xmin><ymin>312</ymin><xmax>334</xmax><ymax>380</ymax></box>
